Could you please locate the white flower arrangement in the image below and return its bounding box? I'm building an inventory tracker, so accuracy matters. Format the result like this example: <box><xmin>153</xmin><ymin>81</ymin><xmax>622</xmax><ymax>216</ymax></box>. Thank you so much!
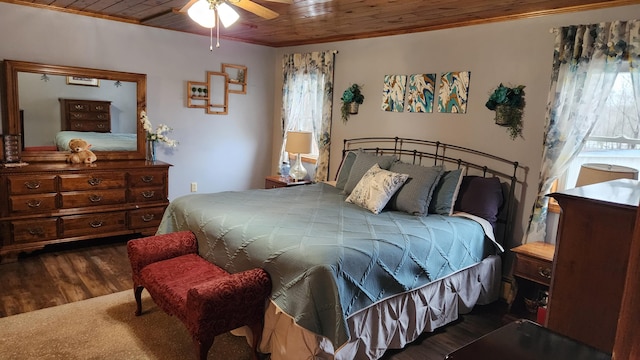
<box><xmin>140</xmin><ymin>110</ymin><xmax>178</xmax><ymax>147</ymax></box>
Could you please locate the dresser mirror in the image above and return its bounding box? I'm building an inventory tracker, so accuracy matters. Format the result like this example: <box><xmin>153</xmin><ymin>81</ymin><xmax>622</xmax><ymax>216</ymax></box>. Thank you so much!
<box><xmin>1</xmin><ymin>60</ymin><xmax>146</xmax><ymax>162</ymax></box>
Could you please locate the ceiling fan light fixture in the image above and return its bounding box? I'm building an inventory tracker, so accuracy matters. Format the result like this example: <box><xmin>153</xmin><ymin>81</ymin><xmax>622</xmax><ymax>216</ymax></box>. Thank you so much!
<box><xmin>217</xmin><ymin>2</ymin><xmax>240</xmax><ymax>28</ymax></box>
<box><xmin>188</xmin><ymin>0</ymin><xmax>216</xmax><ymax>28</ymax></box>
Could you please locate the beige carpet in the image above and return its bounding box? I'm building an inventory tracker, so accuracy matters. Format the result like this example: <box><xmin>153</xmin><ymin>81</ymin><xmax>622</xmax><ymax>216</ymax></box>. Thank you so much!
<box><xmin>0</xmin><ymin>290</ymin><xmax>253</xmax><ymax>359</ymax></box>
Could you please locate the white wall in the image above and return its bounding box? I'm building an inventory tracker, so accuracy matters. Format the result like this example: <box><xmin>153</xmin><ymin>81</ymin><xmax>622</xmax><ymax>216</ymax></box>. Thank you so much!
<box><xmin>272</xmin><ymin>4</ymin><xmax>640</xmax><ymax>249</ymax></box>
<box><xmin>0</xmin><ymin>2</ymin><xmax>276</xmax><ymax>199</ymax></box>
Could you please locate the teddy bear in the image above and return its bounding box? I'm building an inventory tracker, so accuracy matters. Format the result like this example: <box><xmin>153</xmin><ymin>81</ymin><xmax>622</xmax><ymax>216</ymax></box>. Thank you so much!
<box><xmin>66</xmin><ymin>138</ymin><xmax>97</xmax><ymax>164</ymax></box>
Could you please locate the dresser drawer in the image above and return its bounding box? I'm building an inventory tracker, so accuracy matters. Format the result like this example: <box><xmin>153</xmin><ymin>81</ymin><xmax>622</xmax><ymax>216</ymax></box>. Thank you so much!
<box><xmin>129</xmin><ymin>170</ymin><xmax>167</xmax><ymax>187</ymax></box>
<box><xmin>129</xmin><ymin>187</ymin><xmax>166</xmax><ymax>203</ymax></box>
<box><xmin>60</xmin><ymin>212</ymin><xmax>126</xmax><ymax>238</ymax></box>
<box><xmin>11</xmin><ymin>218</ymin><xmax>58</xmax><ymax>243</ymax></box>
<box><xmin>514</xmin><ymin>253</ymin><xmax>553</xmax><ymax>286</ymax></box>
<box><xmin>60</xmin><ymin>189</ymin><xmax>126</xmax><ymax>208</ymax></box>
<box><xmin>8</xmin><ymin>175</ymin><xmax>57</xmax><ymax>195</ymax></box>
<box><xmin>129</xmin><ymin>207</ymin><xmax>165</xmax><ymax>229</ymax></box>
<box><xmin>68</xmin><ymin>120</ymin><xmax>110</xmax><ymax>132</ymax></box>
<box><xmin>59</xmin><ymin>173</ymin><xmax>126</xmax><ymax>191</ymax></box>
<box><xmin>9</xmin><ymin>193</ymin><xmax>58</xmax><ymax>213</ymax></box>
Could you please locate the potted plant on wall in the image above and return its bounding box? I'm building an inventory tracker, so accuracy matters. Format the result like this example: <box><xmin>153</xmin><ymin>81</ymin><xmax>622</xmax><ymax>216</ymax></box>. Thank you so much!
<box><xmin>485</xmin><ymin>83</ymin><xmax>526</xmax><ymax>140</ymax></box>
<box><xmin>341</xmin><ymin>84</ymin><xmax>365</xmax><ymax>123</ymax></box>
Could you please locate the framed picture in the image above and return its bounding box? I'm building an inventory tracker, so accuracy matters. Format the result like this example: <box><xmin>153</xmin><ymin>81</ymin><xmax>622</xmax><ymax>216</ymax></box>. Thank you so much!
<box><xmin>66</xmin><ymin>76</ymin><xmax>100</xmax><ymax>87</ymax></box>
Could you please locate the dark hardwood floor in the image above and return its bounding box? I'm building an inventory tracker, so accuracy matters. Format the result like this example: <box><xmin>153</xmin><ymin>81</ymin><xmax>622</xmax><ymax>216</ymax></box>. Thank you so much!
<box><xmin>0</xmin><ymin>237</ymin><xmax>508</xmax><ymax>359</ymax></box>
<box><xmin>0</xmin><ymin>235</ymin><xmax>135</xmax><ymax>317</ymax></box>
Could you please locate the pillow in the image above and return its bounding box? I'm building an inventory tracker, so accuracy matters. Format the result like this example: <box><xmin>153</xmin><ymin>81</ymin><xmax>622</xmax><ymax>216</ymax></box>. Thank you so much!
<box><xmin>387</xmin><ymin>162</ymin><xmax>443</xmax><ymax>216</ymax></box>
<box><xmin>345</xmin><ymin>164</ymin><xmax>409</xmax><ymax>214</ymax></box>
<box><xmin>335</xmin><ymin>151</ymin><xmax>357</xmax><ymax>190</ymax></box>
<box><xmin>454</xmin><ymin>176</ymin><xmax>504</xmax><ymax>228</ymax></box>
<box><xmin>428</xmin><ymin>167</ymin><xmax>465</xmax><ymax>215</ymax></box>
<box><xmin>342</xmin><ymin>150</ymin><xmax>397</xmax><ymax>195</ymax></box>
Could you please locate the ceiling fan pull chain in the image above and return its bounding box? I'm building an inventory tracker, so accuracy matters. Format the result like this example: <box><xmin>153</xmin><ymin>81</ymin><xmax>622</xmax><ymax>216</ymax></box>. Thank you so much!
<box><xmin>216</xmin><ymin>8</ymin><xmax>221</xmax><ymax>48</ymax></box>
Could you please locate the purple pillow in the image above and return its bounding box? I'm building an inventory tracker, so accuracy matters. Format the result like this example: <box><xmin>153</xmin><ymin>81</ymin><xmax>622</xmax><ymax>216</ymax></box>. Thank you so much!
<box><xmin>454</xmin><ymin>176</ymin><xmax>503</xmax><ymax>228</ymax></box>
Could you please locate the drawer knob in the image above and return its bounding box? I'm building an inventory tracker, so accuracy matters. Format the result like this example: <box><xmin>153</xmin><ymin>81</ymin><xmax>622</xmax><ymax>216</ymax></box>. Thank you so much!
<box><xmin>24</xmin><ymin>181</ymin><xmax>41</xmax><ymax>190</ymax></box>
<box><xmin>141</xmin><ymin>175</ymin><xmax>154</xmax><ymax>183</ymax></box>
<box><xmin>28</xmin><ymin>227</ymin><xmax>44</xmax><ymax>236</ymax></box>
<box><xmin>88</xmin><ymin>178</ymin><xmax>102</xmax><ymax>186</ymax></box>
<box><xmin>538</xmin><ymin>267</ymin><xmax>552</xmax><ymax>279</ymax></box>
<box><xmin>89</xmin><ymin>194</ymin><xmax>103</xmax><ymax>202</ymax></box>
<box><xmin>141</xmin><ymin>214</ymin><xmax>155</xmax><ymax>222</ymax></box>
<box><xmin>27</xmin><ymin>199</ymin><xmax>42</xmax><ymax>208</ymax></box>
<box><xmin>90</xmin><ymin>220</ymin><xmax>104</xmax><ymax>228</ymax></box>
<box><xmin>141</xmin><ymin>191</ymin><xmax>155</xmax><ymax>199</ymax></box>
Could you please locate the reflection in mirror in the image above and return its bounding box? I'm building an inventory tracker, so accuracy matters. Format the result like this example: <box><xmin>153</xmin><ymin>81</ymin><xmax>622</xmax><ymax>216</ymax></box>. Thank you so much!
<box><xmin>2</xmin><ymin>60</ymin><xmax>146</xmax><ymax>162</ymax></box>
<box><xmin>18</xmin><ymin>73</ymin><xmax>137</xmax><ymax>150</ymax></box>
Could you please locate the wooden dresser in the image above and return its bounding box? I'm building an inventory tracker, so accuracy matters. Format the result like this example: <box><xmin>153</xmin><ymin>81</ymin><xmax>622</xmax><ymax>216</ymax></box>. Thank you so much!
<box><xmin>59</xmin><ymin>98</ymin><xmax>111</xmax><ymax>133</ymax></box>
<box><xmin>548</xmin><ymin>179</ymin><xmax>639</xmax><ymax>354</ymax></box>
<box><xmin>0</xmin><ymin>160</ymin><xmax>170</xmax><ymax>262</ymax></box>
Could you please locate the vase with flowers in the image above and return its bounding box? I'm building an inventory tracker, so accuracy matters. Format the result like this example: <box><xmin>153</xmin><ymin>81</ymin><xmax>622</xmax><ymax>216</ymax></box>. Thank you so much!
<box><xmin>485</xmin><ymin>83</ymin><xmax>526</xmax><ymax>140</ymax></box>
<box><xmin>341</xmin><ymin>84</ymin><xmax>365</xmax><ymax>123</ymax></box>
<box><xmin>140</xmin><ymin>110</ymin><xmax>178</xmax><ymax>162</ymax></box>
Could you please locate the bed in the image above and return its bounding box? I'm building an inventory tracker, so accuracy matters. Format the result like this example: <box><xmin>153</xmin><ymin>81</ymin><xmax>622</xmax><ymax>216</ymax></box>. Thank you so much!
<box><xmin>55</xmin><ymin>130</ymin><xmax>137</xmax><ymax>151</ymax></box>
<box><xmin>156</xmin><ymin>137</ymin><xmax>524</xmax><ymax>359</ymax></box>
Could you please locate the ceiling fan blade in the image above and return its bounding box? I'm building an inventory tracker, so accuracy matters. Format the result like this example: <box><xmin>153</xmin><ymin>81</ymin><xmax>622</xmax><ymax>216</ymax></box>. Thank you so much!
<box><xmin>232</xmin><ymin>0</ymin><xmax>279</xmax><ymax>20</ymax></box>
<box><xmin>179</xmin><ymin>0</ymin><xmax>199</xmax><ymax>13</ymax></box>
<box><xmin>262</xmin><ymin>0</ymin><xmax>292</xmax><ymax>3</ymax></box>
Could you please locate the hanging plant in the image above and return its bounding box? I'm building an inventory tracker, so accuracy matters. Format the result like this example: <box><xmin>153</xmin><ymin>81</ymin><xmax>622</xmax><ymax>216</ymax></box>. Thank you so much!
<box><xmin>340</xmin><ymin>84</ymin><xmax>365</xmax><ymax>123</ymax></box>
<box><xmin>486</xmin><ymin>83</ymin><xmax>526</xmax><ymax>140</ymax></box>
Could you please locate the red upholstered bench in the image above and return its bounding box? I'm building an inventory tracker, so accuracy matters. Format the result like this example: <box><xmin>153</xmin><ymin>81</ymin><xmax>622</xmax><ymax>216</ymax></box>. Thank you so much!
<box><xmin>127</xmin><ymin>231</ymin><xmax>272</xmax><ymax>360</ymax></box>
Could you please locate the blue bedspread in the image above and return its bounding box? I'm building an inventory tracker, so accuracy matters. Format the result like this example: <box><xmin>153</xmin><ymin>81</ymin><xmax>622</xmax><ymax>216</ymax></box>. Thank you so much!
<box><xmin>55</xmin><ymin>131</ymin><xmax>137</xmax><ymax>151</ymax></box>
<box><xmin>157</xmin><ymin>182</ymin><xmax>492</xmax><ymax>348</ymax></box>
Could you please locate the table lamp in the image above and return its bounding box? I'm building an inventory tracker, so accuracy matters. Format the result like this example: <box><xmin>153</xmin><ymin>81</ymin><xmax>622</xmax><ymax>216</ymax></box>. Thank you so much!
<box><xmin>285</xmin><ymin>131</ymin><xmax>312</xmax><ymax>182</ymax></box>
<box><xmin>575</xmin><ymin>163</ymin><xmax>638</xmax><ymax>187</ymax></box>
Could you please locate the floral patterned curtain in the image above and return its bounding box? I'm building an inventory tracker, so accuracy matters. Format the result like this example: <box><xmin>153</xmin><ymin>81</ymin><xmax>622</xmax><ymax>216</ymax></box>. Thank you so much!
<box><xmin>280</xmin><ymin>50</ymin><xmax>336</xmax><ymax>182</ymax></box>
<box><xmin>524</xmin><ymin>20</ymin><xmax>640</xmax><ymax>243</ymax></box>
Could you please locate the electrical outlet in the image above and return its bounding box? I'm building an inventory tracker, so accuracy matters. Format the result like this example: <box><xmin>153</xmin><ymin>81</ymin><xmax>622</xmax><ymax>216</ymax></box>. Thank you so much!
<box><xmin>191</xmin><ymin>182</ymin><xmax>197</xmax><ymax>192</ymax></box>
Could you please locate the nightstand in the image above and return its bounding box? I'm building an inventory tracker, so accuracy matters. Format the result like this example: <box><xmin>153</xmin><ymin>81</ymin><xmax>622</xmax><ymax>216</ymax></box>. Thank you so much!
<box><xmin>508</xmin><ymin>241</ymin><xmax>555</xmax><ymax>324</ymax></box>
<box><xmin>264</xmin><ymin>175</ymin><xmax>311</xmax><ymax>189</ymax></box>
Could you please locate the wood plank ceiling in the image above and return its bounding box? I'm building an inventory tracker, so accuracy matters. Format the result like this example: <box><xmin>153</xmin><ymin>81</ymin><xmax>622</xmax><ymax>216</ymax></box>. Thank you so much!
<box><xmin>3</xmin><ymin>0</ymin><xmax>637</xmax><ymax>47</ymax></box>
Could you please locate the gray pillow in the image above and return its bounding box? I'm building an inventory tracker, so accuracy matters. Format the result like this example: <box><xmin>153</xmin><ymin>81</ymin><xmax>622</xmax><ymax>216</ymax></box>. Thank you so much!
<box><xmin>335</xmin><ymin>151</ymin><xmax>357</xmax><ymax>190</ymax></box>
<box><xmin>343</xmin><ymin>150</ymin><xmax>396</xmax><ymax>194</ymax></box>
<box><xmin>387</xmin><ymin>162</ymin><xmax>443</xmax><ymax>216</ymax></box>
<box><xmin>428</xmin><ymin>168</ymin><xmax>464</xmax><ymax>215</ymax></box>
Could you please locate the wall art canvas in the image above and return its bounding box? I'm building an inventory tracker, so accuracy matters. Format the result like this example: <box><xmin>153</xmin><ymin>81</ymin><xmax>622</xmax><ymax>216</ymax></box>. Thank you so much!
<box><xmin>381</xmin><ymin>74</ymin><xmax>407</xmax><ymax>112</ymax></box>
<box><xmin>437</xmin><ymin>71</ymin><xmax>470</xmax><ymax>113</ymax></box>
<box><xmin>406</xmin><ymin>73</ymin><xmax>436</xmax><ymax>113</ymax></box>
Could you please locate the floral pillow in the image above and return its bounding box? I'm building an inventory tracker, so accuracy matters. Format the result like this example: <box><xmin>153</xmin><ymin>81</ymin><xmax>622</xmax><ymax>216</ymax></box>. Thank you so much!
<box><xmin>345</xmin><ymin>164</ymin><xmax>409</xmax><ymax>214</ymax></box>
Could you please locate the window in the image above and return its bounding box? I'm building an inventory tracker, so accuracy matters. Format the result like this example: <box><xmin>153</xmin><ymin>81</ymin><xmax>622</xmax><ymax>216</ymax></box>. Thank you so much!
<box><xmin>555</xmin><ymin>72</ymin><xmax>640</xmax><ymax>192</ymax></box>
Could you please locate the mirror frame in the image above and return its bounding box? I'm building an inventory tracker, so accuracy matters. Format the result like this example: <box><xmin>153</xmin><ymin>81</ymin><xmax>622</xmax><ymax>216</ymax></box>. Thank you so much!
<box><xmin>2</xmin><ymin>60</ymin><xmax>146</xmax><ymax>162</ymax></box>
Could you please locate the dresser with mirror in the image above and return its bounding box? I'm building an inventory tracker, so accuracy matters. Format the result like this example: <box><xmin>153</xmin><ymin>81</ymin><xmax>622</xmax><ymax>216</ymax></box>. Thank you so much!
<box><xmin>0</xmin><ymin>60</ymin><xmax>171</xmax><ymax>263</ymax></box>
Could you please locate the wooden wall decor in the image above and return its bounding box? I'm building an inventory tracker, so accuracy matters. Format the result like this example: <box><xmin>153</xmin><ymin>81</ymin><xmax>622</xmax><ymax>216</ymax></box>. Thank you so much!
<box><xmin>186</xmin><ymin>63</ymin><xmax>247</xmax><ymax>115</ymax></box>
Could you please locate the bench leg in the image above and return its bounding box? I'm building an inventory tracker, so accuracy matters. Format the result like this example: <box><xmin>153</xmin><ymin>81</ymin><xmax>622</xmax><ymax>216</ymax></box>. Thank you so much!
<box><xmin>134</xmin><ymin>286</ymin><xmax>144</xmax><ymax>316</ymax></box>
<box><xmin>194</xmin><ymin>336</ymin><xmax>214</xmax><ymax>360</ymax></box>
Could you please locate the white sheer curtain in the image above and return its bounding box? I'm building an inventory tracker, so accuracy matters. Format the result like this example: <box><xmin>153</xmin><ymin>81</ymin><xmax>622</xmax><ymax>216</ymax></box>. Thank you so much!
<box><xmin>280</xmin><ymin>51</ymin><xmax>336</xmax><ymax>182</ymax></box>
<box><xmin>524</xmin><ymin>20</ymin><xmax>640</xmax><ymax>243</ymax></box>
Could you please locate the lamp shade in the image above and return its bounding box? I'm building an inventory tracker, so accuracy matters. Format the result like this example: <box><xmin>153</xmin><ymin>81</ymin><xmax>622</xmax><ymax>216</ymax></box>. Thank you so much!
<box><xmin>217</xmin><ymin>2</ymin><xmax>240</xmax><ymax>28</ymax></box>
<box><xmin>575</xmin><ymin>163</ymin><xmax>639</xmax><ymax>187</ymax></box>
<box><xmin>188</xmin><ymin>0</ymin><xmax>216</xmax><ymax>28</ymax></box>
<box><xmin>285</xmin><ymin>131</ymin><xmax>312</xmax><ymax>154</ymax></box>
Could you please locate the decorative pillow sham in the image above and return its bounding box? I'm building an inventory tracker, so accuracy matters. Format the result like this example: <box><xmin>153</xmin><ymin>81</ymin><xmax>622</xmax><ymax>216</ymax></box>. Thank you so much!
<box><xmin>345</xmin><ymin>164</ymin><xmax>409</xmax><ymax>214</ymax></box>
<box><xmin>342</xmin><ymin>150</ymin><xmax>397</xmax><ymax>195</ymax></box>
<box><xmin>454</xmin><ymin>175</ymin><xmax>504</xmax><ymax>228</ymax></box>
<box><xmin>428</xmin><ymin>167</ymin><xmax>465</xmax><ymax>216</ymax></box>
<box><xmin>335</xmin><ymin>151</ymin><xmax>357</xmax><ymax>190</ymax></box>
<box><xmin>387</xmin><ymin>162</ymin><xmax>444</xmax><ymax>216</ymax></box>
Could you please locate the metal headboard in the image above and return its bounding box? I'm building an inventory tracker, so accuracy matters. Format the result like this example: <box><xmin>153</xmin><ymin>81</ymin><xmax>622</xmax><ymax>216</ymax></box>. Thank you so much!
<box><xmin>339</xmin><ymin>137</ymin><xmax>525</xmax><ymax>247</ymax></box>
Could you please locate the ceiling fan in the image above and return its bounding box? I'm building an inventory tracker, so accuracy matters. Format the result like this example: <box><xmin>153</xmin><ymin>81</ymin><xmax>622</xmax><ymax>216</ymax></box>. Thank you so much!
<box><xmin>179</xmin><ymin>0</ymin><xmax>292</xmax><ymax>27</ymax></box>
<box><xmin>179</xmin><ymin>0</ymin><xmax>291</xmax><ymax>49</ymax></box>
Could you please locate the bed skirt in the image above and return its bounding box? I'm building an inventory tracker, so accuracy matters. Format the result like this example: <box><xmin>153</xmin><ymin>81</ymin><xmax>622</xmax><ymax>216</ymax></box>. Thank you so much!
<box><xmin>240</xmin><ymin>254</ymin><xmax>501</xmax><ymax>359</ymax></box>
